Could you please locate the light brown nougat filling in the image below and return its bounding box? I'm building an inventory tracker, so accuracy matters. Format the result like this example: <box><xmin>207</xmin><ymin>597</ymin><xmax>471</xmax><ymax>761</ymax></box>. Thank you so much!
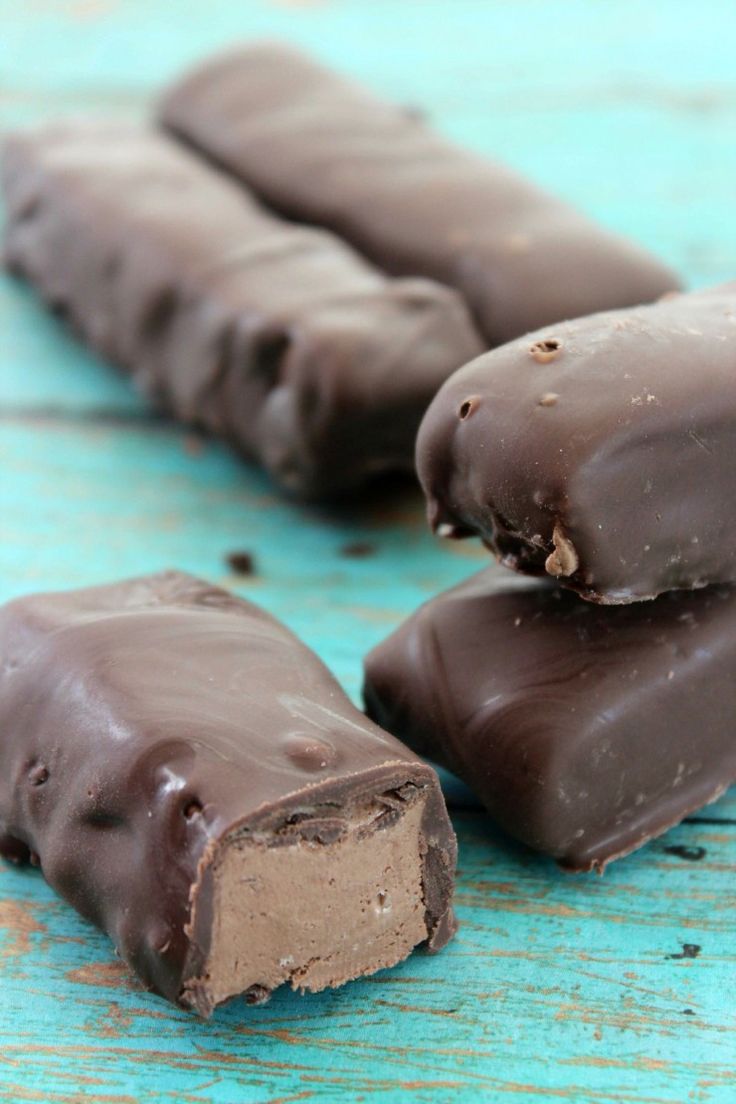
<box><xmin>200</xmin><ymin>793</ymin><xmax>429</xmax><ymax>1008</ymax></box>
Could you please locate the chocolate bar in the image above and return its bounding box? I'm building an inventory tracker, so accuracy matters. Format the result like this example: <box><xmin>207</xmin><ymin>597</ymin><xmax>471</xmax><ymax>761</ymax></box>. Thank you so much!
<box><xmin>418</xmin><ymin>284</ymin><xmax>736</xmax><ymax>604</ymax></box>
<box><xmin>364</xmin><ymin>568</ymin><xmax>736</xmax><ymax>871</ymax></box>
<box><xmin>0</xmin><ymin>572</ymin><xmax>456</xmax><ymax>1015</ymax></box>
<box><xmin>159</xmin><ymin>42</ymin><xmax>680</xmax><ymax>346</ymax></box>
<box><xmin>1</xmin><ymin>123</ymin><xmax>482</xmax><ymax>498</ymax></box>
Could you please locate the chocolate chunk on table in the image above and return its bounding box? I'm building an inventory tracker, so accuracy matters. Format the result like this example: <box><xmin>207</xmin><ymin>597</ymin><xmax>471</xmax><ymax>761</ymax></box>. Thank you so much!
<box><xmin>418</xmin><ymin>283</ymin><xmax>736</xmax><ymax>604</ymax></box>
<box><xmin>0</xmin><ymin>572</ymin><xmax>456</xmax><ymax>1015</ymax></box>
<box><xmin>159</xmin><ymin>42</ymin><xmax>680</xmax><ymax>347</ymax></box>
<box><xmin>364</xmin><ymin>568</ymin><xmax>736</xmax><ymax>871</ymax></box>
<box><xmin>1</xmin><ymin>123</ymin><xmax>481</xmax><ymax>498</ymax></box>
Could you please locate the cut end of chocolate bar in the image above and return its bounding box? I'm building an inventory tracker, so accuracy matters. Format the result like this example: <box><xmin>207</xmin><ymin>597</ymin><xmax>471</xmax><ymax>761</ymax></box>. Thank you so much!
<box><xmin>183</xmin><ymin>785</ymin><xmax>430</xmax><ymax>1016</ymax></box>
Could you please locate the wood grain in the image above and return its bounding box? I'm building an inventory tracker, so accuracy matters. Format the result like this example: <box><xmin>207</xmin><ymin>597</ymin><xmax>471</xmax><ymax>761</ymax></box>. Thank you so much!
<box><xmin>1</xmin><ymin>2</ymin><xmax>735</xmax><ymax>1101</ymax></box>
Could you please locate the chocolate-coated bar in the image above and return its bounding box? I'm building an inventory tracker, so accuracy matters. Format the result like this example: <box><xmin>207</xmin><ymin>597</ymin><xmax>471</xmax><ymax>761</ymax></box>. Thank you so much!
<box><xmin>418</xmin><ymin>284</ymin><xmax>736</xmax><ymax>604</ymax></box>
<box><xmin>0</xmin><ymin>572</ymin><xmax>456</xmax><ymax>1015</ymax></box>
<box><xmin>2</xmin><ymin>123</ymin><xmax>481</xmax><ymax>498</ymax></box>
<box><xmin>364</xmin><ymin>568</ymin><xmax>736</xmax><ymax>871</ymax></box>
<box><xmin>159</xmin><ymin>43</ymin><xmax>680</xmax><ymax>346</ymax></box>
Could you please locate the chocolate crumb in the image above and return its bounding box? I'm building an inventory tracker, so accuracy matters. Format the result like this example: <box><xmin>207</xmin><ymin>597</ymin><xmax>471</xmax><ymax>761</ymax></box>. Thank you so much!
<box><xmin>226</xmin><ymin>551</ymin><xmax>256</xmax><ymax>576</ymax></box>
<box><xmin>667</xmin><ymin>943</ymin><xmax>701</xmax><ymax>960</ymax></box>
<box><xmin>664</xmin><ymin>844</ymin><xmax>706</xmax><ymax>862</ymax></box>
<box><xmin>340</xmin><ymin>542</ymin><xmax>376</xmax><ymax>559</ymax></box>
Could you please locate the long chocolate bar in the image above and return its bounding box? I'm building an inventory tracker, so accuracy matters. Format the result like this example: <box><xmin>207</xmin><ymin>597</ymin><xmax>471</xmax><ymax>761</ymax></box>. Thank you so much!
<box><xmin>364</xmin><ymin>568</ymin><xmax>736</xmax><ymax>871</ymax></box>
<box><xmin>418</xmin><ymin>284</ymin><xmax>736</xmax><ymax>604</ymax></box>
<box><xmin>159</xmin><ymin>43</ymin><xmax>680</xmax><ymax>346</ymax></box>
<box><xmin>1</xmin><ymin>123</ymin><xmax>481</xmax><ymax>498</ymax></box>
<box><xmin>0</xmin><ymin>572</ymin><xmax>456</xmax><ymax>1015</ymax></box>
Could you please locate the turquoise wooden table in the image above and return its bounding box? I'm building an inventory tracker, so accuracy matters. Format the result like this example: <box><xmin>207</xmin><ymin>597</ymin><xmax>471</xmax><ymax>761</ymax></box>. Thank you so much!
<box><xmin>2</xmin><ymin>2</ymin><xmax>736</xmax><ymax>1101</ymax></box>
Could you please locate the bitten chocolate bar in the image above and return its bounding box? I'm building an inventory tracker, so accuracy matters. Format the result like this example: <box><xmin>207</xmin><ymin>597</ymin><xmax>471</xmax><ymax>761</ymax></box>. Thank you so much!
<box><xmin>0</xmin><ymin>572</ymin><xmax>456</xmax><ymax>1015</ymax></box>
<box><xmin>159</xmin><ymin>42</ymin><xmax>680</xmax><ymax>346</ymax></box>
<box><xmin>1</xmin><ymin>123</ymin><xmax>481</xmax><ymax>498</ymax></box>
<box><xmin>418</xmin><ymin>284</ymin><xmax>736</xmax><ymax>604</ymax></box>
<box><xmin>364</xmin><ymin>568</ymin><xmax>736</xmax><ymax>871</ymax></box>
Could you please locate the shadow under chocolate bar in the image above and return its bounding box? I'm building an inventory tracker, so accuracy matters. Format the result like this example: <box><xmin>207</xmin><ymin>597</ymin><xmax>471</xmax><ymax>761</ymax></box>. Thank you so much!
<box><xmin>363</xmin><ymin>567</ymin><xmax>736</xmax><ymax>871</ymax></box>
<box><xmin>159</xmin><ymin>42</ymin><xmax>680</xmax><ymax>347</ymax></box>
<box><xmin>0</xmin><ymin>572</ymin><xmax>456</xmax><ymax>1016</ymax></box>
<box><xmin>1</xmin><ymin>123</ymin><xmax>482</xmax><ymax>499</ymax></box>
<box><xmin>417</xmin><ymin>283</ymin><xmax>736</xmax><ymax>604</ymax></box>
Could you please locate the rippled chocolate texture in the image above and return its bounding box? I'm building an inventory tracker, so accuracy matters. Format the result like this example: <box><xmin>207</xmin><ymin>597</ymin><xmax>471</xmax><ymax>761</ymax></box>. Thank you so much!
<box><xmin>1</xmin><ymin>123</ymin><xmax>481</xmax><ymax>498</ymax></box>
<box><xmin>418</xmin><ymin>284</ymin><xmax>736</xmax><ymax>604</ymax></box>
<box><xmin>0</xmin><ymin>572</ymin><xmax>457</xmax><ymax>1016</ymax></box>
<box><xmin>159</xmin><ymin>42</ymin><xmax>679</xmax><ymax>347</ymax></box>
<box><xmin>364</xmin><ymin>568</ymin><xmax>736</xmax><ymax>871</ymax></box>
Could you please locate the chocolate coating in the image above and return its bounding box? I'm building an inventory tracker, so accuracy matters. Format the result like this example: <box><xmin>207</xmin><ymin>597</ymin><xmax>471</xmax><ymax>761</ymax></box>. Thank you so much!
<box><xmin>159</xmin><ymin>42</ymin><xmax>680</xmax><ymax>347</ymax></box>
<box><xmin>418</xmin><ymin>284</ymin><xmax>736</xmax><ymax>604</ymax></box>
<box><xmin>0</xmin><ymin>572</ymin><xmax>456</xmax><ymax>1013</ymax></box>
<box><xmin>364</xmin><ymin>568</ymin><xmax>736</xmax><ymax>870</ymax></box>
<box><xmin>1</xmin><ymin>123</ymin><xmax>481</xmax><ymax>498</ymax></box>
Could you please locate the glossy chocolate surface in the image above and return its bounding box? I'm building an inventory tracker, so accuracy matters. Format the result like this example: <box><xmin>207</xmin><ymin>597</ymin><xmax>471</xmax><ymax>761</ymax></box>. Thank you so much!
<box><xmin>0</xmin><ymin>572</ymin><xmax>456</xmax><ymax>1013</ymax></box>
<box><xmin>159</xmin><ymin>42</ymin><xmax>680</xmax><ymax>347</ymax></box>
<box><xmin>418</xmin><ymin>284</ymin><xmax>736</xmax><ymax>603</ymax></box>
<box><xmin>2</xmin><ymin>123</ymin><xmax>481</xmax><ymax>498</ymax></box>
<box><xmin>364</xmin><ymin>568</ymin><xmax>736</xmax><ymax>870</ymax></box>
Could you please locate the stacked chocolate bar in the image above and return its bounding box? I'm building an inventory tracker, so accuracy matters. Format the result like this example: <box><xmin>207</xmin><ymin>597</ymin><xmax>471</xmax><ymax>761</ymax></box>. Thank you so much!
<box><xmin>365</xmin><ymin>284</ymin><xmax>736</xmax><ymax>870</ymax></box>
